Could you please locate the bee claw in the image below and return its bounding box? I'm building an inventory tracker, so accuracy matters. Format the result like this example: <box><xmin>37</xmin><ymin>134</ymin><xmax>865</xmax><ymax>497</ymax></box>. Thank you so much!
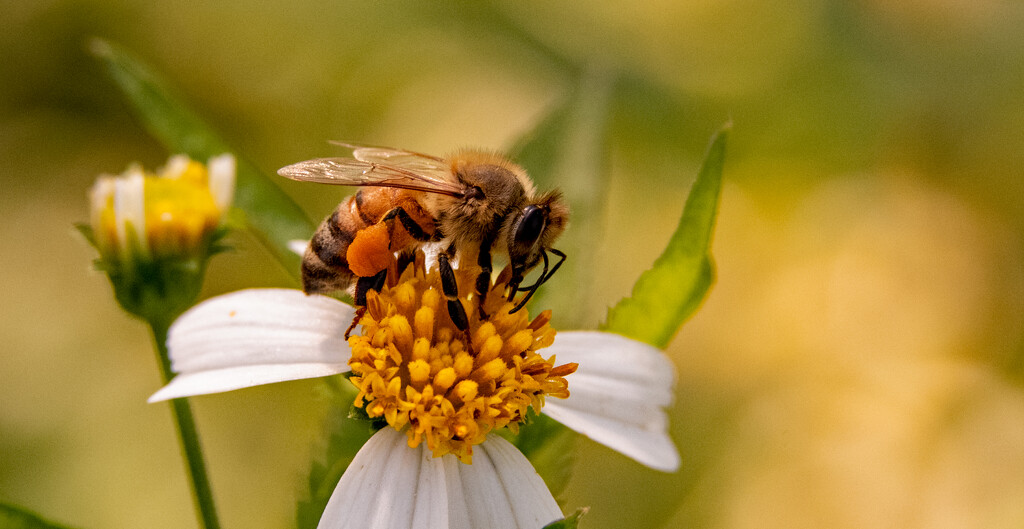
<box><xmin>345</xmin><ymin>306</ymin><xmax>367</xmax><ymax>340</ymax></box>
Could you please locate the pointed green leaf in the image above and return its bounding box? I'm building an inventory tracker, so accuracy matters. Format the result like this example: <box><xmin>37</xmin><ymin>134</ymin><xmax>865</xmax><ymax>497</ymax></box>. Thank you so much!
<box><xmin>88</xmin><ymin>38</ymin><xmax>314</xmax><ymax>281</ymax></box>
<box><xmin>296</xmin><ymin>378</ymin><xmax>376</xmax><ymax>529</ymax></box>
<box><xmin>602</xmin><ymin>125</ymin><xmax>728</xmax><ymax>348</ymax></box>
<box><xmin>0</xmin><ymin>503</ymin><xmax>80</xmax><ymax>529</ymax></box>
<box><xmin>543</xmin><ymin>508</ymin><xmax>588</xmax><ymax>529</ymax></box>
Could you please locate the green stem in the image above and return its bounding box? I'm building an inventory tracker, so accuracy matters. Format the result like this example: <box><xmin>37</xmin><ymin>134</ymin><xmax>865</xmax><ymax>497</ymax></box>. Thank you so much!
<box><xmin>148</xmin><ymin>318</ymin><xmax>221</xmax><ymax>529</ymax></box>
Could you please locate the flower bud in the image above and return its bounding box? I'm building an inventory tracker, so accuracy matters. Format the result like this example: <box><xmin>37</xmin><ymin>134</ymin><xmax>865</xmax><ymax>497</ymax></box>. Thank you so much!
<box><xmin>81</xmin><ymin>154</ymin><xmax>235</xmax><ymax>321</ymax></box>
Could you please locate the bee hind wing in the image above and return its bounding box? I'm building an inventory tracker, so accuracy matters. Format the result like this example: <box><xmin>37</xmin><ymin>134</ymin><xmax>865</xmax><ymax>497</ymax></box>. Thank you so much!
<box><xmin>328</xmin><ymin>141</ymin><xmax>446</xmax><ymax>165</ymax></box>
<box><xmin>277</xmin><ymin>158</ymin><xmax>465</xmax><ymax>197</ymax></box>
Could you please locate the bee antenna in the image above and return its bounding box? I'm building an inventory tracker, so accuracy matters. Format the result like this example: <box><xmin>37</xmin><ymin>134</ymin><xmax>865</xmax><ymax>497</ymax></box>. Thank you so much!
<box><xmin>516</xmin><ymin>247</ymin><xmax>566</xmax><ymax>292</ymax></box>
<box><xmin>509</xmin><ymin>248</ymin><xmax>567</xmax><ymax>313</ymax></box>
<box><xmin>514</xmin><ymin>249</ymin><xmax>551</xmax><ymax>293</ymax></box>
<box><xmin>517</xmin><ymin>250</ymin><xmax>549</xmax><ymax>311</ymax></box>
<box><xmin>540</xmin><ymin>248</ymin><xmax>566</xmax><ymax>286</ymax></box>
<box><xmin>510</xmin><ymin>276</ymin><xmax>542</xmax><ymax>313</ymax></box>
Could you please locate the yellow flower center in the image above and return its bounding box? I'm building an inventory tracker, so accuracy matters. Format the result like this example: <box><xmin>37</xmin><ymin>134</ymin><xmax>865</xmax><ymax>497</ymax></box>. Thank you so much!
<box><xmin>347</xmin><ymin>259</ymin><xmax>577</xmax><ymax>463</ymax></box>
<box><xmin>91</xmin><ymin>156</ymin><xmax>229</xmax><ymax>261</ymax></box>
<box><xmin>143</xmin><ymin>172</ymin><xmax>220</xmax><ymax>258</ymax></box>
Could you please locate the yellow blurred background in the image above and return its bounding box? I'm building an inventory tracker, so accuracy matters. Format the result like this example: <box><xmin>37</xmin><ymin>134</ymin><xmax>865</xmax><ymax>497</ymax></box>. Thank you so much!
<box><xmin>2</xmin><ymin>1</ymin><xmax>1023</xmax><ymax>528</ymax></box>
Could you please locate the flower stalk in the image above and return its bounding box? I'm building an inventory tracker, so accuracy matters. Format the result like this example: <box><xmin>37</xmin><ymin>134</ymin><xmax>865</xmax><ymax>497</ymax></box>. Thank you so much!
<box><xmin>150</xmin><ymin>317</ymin><xmax>221</xmax><ymax>529</ymax></box>
<box><xmin>82</xmin><ymin>153</ymin><xmax>235</xmax><ymax>529</ymax></box>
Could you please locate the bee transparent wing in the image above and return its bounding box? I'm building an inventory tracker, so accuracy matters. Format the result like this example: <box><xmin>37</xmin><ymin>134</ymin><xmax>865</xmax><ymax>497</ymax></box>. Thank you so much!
<box><xmin>330</xmin><ymin>141</ymin><xmax>446</xmax><ymax>166</ymax></box>
<box><xmin>277</xmin><ymin>157</ymin><xmax>465</xmax><ymax>197</ymax></box>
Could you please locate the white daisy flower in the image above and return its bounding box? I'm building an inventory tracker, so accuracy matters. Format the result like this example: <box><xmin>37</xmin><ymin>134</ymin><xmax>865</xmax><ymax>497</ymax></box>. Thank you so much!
<box><xmin>150</xmin><ymin>261</ymin><xmax>679</xmax><ymax>528</ymax></box>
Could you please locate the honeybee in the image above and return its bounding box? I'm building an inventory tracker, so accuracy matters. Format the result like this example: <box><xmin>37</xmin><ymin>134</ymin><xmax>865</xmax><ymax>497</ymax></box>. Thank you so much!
<box><xmin>278</xmin><ymin>143</ymin><xmax>568</xmax><ymax>334</ymax></box>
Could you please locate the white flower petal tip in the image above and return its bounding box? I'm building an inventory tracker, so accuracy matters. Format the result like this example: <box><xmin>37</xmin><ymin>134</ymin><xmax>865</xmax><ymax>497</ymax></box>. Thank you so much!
<box><xmin>149</xmin><ymin>289</ymin><xmax>355</xmax><ymax>401</ymax></box>
<box><xmin>319</xmin><ymin>429</ymin><xmax>563</xmax><ymax>529</ymax></box>
<box><xmin>543</xmin><ymin>330</ymin><xmax>681</xmax><ymax>472</ymax></box>
<box><xmin>162</xmin><ymin>154</ymin><xmax>191</xmax><ymax>177</ymax></box>
<box><xmin>113</xmin><ymin>171</ymin><xmax>145</xmax><ymax>251</ymax></box>
<box><xmin>206</xmin><ymin>153</ymin><xmax>236</xmax><ymax>213</ymax></box>
<box><xmin>148</xmin><ymin>362</ymin><xmax>348</xmax><ymax>402</ymax></box>
<box><xmin>287</xmin><ymin>238</ymin><xmax>310</xmax><ymax>257</ymax></box>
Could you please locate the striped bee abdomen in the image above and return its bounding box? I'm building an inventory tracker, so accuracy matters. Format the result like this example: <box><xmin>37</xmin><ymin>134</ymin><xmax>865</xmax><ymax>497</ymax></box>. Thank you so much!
<box><xmin>301</xmin><ymin>195</ymin><xmax>365</xmax><ymax>294</ymax></box>
<box><xmin>301</xmin><ymin>188</ymin><xmax>438</xmax><ymax>296</ymax></box>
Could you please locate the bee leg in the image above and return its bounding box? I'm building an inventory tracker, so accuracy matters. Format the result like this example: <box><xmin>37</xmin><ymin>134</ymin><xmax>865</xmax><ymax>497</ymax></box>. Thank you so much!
<box><xmin>353</xmin><ymin>269</ymin><xmax>387</xmax><ymax>306</ymax></box>
<box><xmin>395</xmin><ymin>249</ymin><xmax>416</xmax><ymax>277</ymax></box>
<box><xmin>347</xmin><ymin>269</ymin><xmax>389</xmax><ymax>338</ymax></box>
<box><xmin>380</xmin><ymin>207</ymin><xmax>433</xmax><ymax>243</ymax></box>
<box><xmin>438</xmin><ymin>250</ymin><xmax>472</xmax><ymax>348</ymax></box>
<box><xmin>344</xmin><ymin>306</ymin><xmax>366</xmax><ymax>340</ymax></box>
<box><xmin>369</xmin><ymin>268</ymin><xmax>388</xmax><ymax>292</ymax></box>
<box><xmin>475</xmin><ymin>236</ymin><xmax>494</xmax><ymax>319</ymax></box>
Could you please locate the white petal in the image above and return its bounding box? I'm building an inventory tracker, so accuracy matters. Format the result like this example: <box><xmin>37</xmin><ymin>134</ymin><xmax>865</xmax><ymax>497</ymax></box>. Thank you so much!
<box><xmin>319</xmin><ymin>428</ymin><xmax>432</xmax><ymax>529</ymax></box>
<box><xmin>459</xmin><ymin>435</ymin><xmax>563</xmax><ymax>529</ymax></box>
<box><xmin>319</xmin><ymin>430</ymin><xmax>562</xmax><ymax>529</ymax></box>
<box><xmin>148</xmin><ymin>363</ymin><xmax>348</xmax><ymax>402</ymax></box>
<box><xmin>148</xmin><ymin>289</ymin><xmax>353</xmax><ymax>402</ymax></box>
<box><xmin>88</xmin><ymin>176</ymin><xmax>116</xmax><ymax>248</ymax></box>
<box><xmin>114</xmin><ymin>169</ymin><xmax>145</xmax><ymax>254</ymax></box>
<box><xmin>543</xmin><ymin>330</ymin><xmax>681</xmax><ymax>472</ymax></box>
<box><xmin>288</xmin><ymin>238</ymin><xmax>310</xmax><ymax>257</ymax></box>
<box><xmin>162</xmin><ymin>154</ymin><xmax>191</xmax><ymax>178</ymax></box>
<box><xmin>206</xmin><ymin>153</ymin><xmax>236</xmax><ymax>212</ymax></box>
<box><xmin>88</xmin><ymin>176</ymin><xmax>115</xmax><ymax>227</ymax></box>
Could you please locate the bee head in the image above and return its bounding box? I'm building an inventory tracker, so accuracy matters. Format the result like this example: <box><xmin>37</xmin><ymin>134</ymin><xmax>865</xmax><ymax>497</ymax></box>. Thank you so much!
<box><xmin>506</xmin><ymin>191</ymin><xmax>569</xmax><ymax>311</ymax></box>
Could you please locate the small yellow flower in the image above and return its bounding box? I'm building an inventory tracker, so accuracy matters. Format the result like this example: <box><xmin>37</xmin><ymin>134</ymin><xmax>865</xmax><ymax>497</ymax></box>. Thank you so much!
<box><xmin>84</xmin><ymin>153</ymin><xmax>235</xmax><ymax>320</ymax></box>
<box><xmin>89</xmin><ymin>154</ymin><xmax>235</xmax><ymax>262</ymax></box>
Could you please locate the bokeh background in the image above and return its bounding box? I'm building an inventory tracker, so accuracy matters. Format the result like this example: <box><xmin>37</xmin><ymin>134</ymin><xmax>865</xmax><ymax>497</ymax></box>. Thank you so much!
<box><xmin>3</xmin><ymin>1</ymin><xmax>1023</xmax><ymax>528</ymax></box>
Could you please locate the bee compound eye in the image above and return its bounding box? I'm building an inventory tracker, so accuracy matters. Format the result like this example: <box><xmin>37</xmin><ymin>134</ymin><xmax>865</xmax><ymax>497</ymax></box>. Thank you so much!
<box><xmin>514</xmin><ymin>205</ymin><xmax>546</xmax><ymax>246</ymax></box>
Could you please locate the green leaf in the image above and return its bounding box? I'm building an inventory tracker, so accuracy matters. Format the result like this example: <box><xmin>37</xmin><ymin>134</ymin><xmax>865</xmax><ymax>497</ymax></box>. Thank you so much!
<box><xmin>508</xmin><ymin>93</ymin><xmax>575</xmax><ymax>191</ymax></box>
<box><xmin>602</xmin><ymin>125</ymin><xmax>729</xmax><ymax>348</ymax></box>
<box><xmin>296</xmin><ymin>378</ymin><xmax>376</xmax><ymax>529</ymax></box>
<box><xmin>88</xmin><ymin>38</ymin><xmax>314</xmax><ymax>281</ymax></box>
<box><xmin>543</xmin><ymin>508</ymin><xmax>588</xmax><ymax>529</ymax></box>
<box><xmin>506</xmin><ymin>411</ymin><xmax>577</xmax><ymax>502</ymax></box>
<box><xmin>0</xmin><ymin>503</ymin><xmax>79</xmax><ymax>529</ymax></box>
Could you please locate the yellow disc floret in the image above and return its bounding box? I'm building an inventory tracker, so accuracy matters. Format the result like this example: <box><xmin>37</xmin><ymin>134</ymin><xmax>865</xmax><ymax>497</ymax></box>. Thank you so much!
<box><xmin>143</xmin><ymin>171</ymin><xmax>220</xmax><ymax>259</ymax></box>
<box><xmin>347</xmin><ymin>260</ymin><xmax>577</xmax><ymax>463</ymax></box>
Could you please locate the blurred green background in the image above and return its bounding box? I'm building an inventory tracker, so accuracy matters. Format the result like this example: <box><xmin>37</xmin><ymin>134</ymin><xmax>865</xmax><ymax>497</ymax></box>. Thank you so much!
<box><xmin>3</xmin><ymin>1</ymin><xmax>1023</xmax><ymax>528</ymax></box>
